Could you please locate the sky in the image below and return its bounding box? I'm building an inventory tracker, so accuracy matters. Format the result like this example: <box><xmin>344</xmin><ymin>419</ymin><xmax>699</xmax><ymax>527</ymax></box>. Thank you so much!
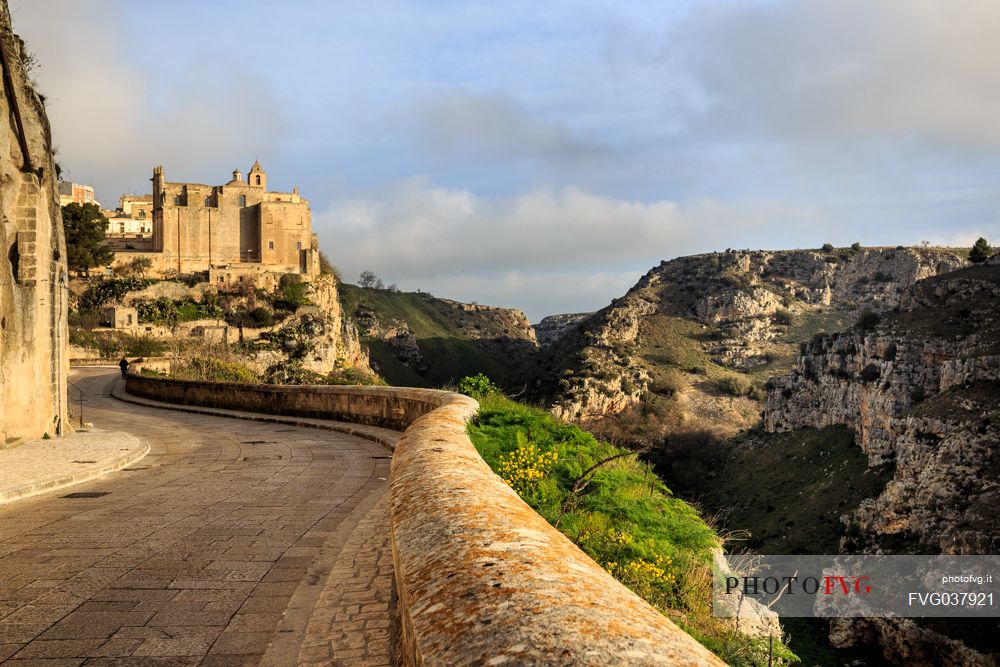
<box><xmin>10</xmin><ymin>0</ymin><xmax>1000</xmax><ymax>321</ymax></box>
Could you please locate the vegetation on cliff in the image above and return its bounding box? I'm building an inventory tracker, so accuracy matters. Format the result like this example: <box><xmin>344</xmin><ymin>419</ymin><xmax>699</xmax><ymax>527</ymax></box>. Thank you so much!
<box><xmin>464</xmin><ymin>381</ymin><xmax>796</xmax><ymax>665</ymax></box>
<box><xmin>339</xmin><ymin>283</ymin><xmax>538</xmax><ymax>387</ymax></box>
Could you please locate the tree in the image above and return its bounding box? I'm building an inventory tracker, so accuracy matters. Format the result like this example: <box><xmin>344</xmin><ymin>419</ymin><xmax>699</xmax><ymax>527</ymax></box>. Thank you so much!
<box><xmin>63</xmin><ymin>202</ymin><xmax>113</xmax><ymax>276</ymax></box>
<box><xmin>114</xmin><ymin>256</ymin><xmax>153</xmax><ymax>278</ymax></box>
<box><xmin>358</xmin><ymin>270</ymin><xmax>378</xmax><ymax>288</ymax></box>
<box><xmin>970</xmin><ymin>237</ymin><xmax>993</xmax><ymax>264</ymax></box>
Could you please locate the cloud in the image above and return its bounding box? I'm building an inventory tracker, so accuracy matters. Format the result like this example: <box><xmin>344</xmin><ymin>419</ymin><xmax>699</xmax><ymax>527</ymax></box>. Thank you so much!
<box><xmin>669</xmin><ymin>0</ymin><xmax>1000</xmax><ymax>152</ymax></box>
<box><xmin>11</xmin><ymin>0</ymin><xmax>287</xmax><ymax>202</ymax></box>
<box><xmin>316</xmin><ymin>178</ymin><xmax>828</xmax><ymax>320</ymax></box>
<box><xmin>389</xmin><ymin>88</ymin><xmax>608</xmax><ymax>165</ymax></box>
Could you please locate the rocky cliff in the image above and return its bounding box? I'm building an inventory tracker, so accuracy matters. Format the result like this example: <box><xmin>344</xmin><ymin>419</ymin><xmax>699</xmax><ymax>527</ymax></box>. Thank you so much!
<box><xmin>526</xmin><ymin>247</ymin><xmax>967</xmax><ymax>435</ymax></box>
<box><xmin>533</xmin><ymin>312</ymin><xmax>591</xmax><ymax>348</ymax></box>
<box><xmin>0</xmin><ymin>2</ymin><xmax>68</xmax><ymax>442</ymax></box>
<box><xmin>339</xmin><ymin>284</ymin><xmax>538</xmax><ymax>387</ymax></box>
<box><xmin>764</xmin><ymin>261</ymin><xmax>999</xmax><ymax>555</ymax></box>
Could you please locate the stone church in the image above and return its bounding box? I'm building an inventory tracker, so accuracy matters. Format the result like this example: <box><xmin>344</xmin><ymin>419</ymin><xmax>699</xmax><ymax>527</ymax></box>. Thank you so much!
<box><xmin>116</xmin><ymin>161</ymin><xmax>319</xmax><ymax>282</ymax></box>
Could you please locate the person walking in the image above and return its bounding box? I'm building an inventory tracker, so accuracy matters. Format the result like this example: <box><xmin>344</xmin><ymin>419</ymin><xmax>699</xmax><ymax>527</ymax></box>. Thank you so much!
<box><xmin>119</xmin><ymin>356</ymin><xmax>130</xmax><ymax>378</ymax></box>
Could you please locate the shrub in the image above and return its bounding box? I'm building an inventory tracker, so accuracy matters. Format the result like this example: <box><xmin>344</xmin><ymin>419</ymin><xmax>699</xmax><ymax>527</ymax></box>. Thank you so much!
<box><xmin>851</xmin><ymin>242</ymin><xmax>862</xmax><ymax>251</ymax></box>
<box><xmin>273</xmin><ymin>274</ymin><xmax>311</xmax><ymax>311</ymax></box>
<box><xmin>857</xmin><ymin>309</ymin><xmax>881</xmax><ymax>331</ymax></box>
<box><xmin>172</xmin><ymin>357</ymin><xmax>260</xmax><ymax>383</ymax></box>
<box><xmin>970</xmin><ymin>237</ymin><xmax>993</xmax><ymax>264</ymax></box>
<box><xmin>78</xmin><ymin>277</ymin><xmax>152</xmax><ymax>310</ymax></box>
<box><xmin>121</xmin><ymin>334</ymin><xmax>167</xmax><ymax>357</ymax></box>
<box><xmin>717</xmin><ymin>374</ymin><xmax>752</xmax><ymax>397</ymax></box>
<box><xmin>457</xmin><ymin>373</ymin><xmax>503</xmax><ymax>398</ymax></box>
<box><xmin>821</xmin><ymin>243</ymin><xmax>835</xmax><ymax>252</ymax></box>
<box><xmin>773</xmin><ymin>309</ymin><xmax>792</xmax><ymax>325</ymax></box>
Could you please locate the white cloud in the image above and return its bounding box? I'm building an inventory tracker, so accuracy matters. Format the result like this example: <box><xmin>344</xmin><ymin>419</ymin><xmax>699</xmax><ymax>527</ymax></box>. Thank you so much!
<box><xmin>670</xmin><ymin>0</ymin><xmax>1000</xmax><ymax>151</ymax></box>
<box><xmin>12</xmin><ymin>0</ymin><xmax>287</xmax><ymax>201</ymax></box>
<box><xmin>389</xmin><ymin>89</ymin><xmax>608</xmax><ymax>164</ymax></box>
<box><xmin>317</xmin><ymin>178</ymin><xmax>827</xmax><ymax>320</ymax></box>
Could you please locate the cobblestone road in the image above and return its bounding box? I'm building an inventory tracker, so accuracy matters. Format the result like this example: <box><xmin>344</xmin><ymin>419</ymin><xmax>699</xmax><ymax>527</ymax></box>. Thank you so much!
<box><xmin>0</xmin><ymin>369</ymin><xmax>394</xmax><ymax>666</ymax></box>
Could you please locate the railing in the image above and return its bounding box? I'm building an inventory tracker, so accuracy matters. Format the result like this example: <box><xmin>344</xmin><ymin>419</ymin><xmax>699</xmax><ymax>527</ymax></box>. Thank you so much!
<box><xmin>124</xmin><ymin>373</ymin><xmax>724</xmax><ymax>666</ymax></box>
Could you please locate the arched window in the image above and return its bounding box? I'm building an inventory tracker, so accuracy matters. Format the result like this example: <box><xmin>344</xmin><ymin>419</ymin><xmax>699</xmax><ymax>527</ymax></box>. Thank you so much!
<box><xmin>256</xmin><ymin>175</ymin><xmax>261</xmax><ymax>185</ymax></box>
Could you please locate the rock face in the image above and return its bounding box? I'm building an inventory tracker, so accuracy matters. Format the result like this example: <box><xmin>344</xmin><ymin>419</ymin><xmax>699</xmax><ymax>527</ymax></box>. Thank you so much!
<box><xmin>528</xmin><ymin>247</ymin><xmax>966</xmax><ymax>426</ymax></box>
<box><xmin>764</xmin><ymin>263</ymin><xmax>999</xmax><ymax>555</ymax></box>
<box><xmin>533</xmin><ymin>313</ymin><xmax>591</xmax><ymax>348</ymax></box>
<box><xmin>0</xmin><ymin>3</ymin><xmax>68</xmax><ymax>442</ymax></box>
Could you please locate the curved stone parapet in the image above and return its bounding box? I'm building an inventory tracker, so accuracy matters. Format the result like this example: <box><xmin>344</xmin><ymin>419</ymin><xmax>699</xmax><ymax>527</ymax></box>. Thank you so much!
<box><xmin>124</xmin><ymin>374</ymin><xmax>723</xmax><ymax>666</ymax></box>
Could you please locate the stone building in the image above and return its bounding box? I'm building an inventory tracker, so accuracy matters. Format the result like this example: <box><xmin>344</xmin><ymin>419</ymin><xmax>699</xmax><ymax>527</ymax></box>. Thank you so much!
<box><xmin>112</xmin><ymin>162</ymin><xmax>319</xmax><ymax>281</ymax></box>
<box><xmin>0</xmin><ymin>1</ymin><xmax>69</xmax><ymax>442</ymax></box>
<box><xmin>103</xmin><ymin>195</ymin><xmax>153</xmax><ymax>252</ymax></box>
<box><xmin>57</xmin><ymin>180</ymin><xmax>97</xmax><ymax>208</ymax></box>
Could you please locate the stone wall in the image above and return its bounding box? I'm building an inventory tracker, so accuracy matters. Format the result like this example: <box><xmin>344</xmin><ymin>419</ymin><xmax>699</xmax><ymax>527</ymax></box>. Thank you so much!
<box><xmin>0</xmin><ymin>1</ymin><xmax>68</xmax><ymax>442</ymax></box>
<box><xmin>124</xmin><ymin>374</ymin><xmax>723</xmax><ymax>665</ymax></box>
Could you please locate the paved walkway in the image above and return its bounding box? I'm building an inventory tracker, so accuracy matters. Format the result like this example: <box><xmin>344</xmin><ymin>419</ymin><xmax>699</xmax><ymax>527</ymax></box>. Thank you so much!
<box><xmin>0</xmin><ymin>430</ymin><xmax>148</xmax><ymax>505</ymax></box>
<box><xmin>0</xmin><ymin>369</ymin><xmax>396</xmax><ymax>666</ymax></box>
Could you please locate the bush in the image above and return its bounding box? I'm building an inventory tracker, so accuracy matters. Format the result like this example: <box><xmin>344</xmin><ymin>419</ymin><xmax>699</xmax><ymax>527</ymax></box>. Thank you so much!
<box><xmin>717</xmin><ymin>374</ymin><xmax>752</xmax><ymax>397</ymax></box>
<box><xmin>457</xmin><ymin>373</ymin><xmax>503</xmax><ymax>398</ymax></box>
<box><xmin>773</xmin><ymin>308</ymin><xmax>792</xmax><ymax>325</ymax></box>
<box><xmin>857</xmin><ymin>309</ymin><xmax>881</xmax><ymax>331</ymax></box>
<box><xmin>78</xmin><ymin>277</ymin><xmax>152</xmax><ymax>310</ymax></box>
<box><xmin>851</xmin><ymin>242</ymin><xmax>862</xmax><ymax>251</ymax></box>
<box><xmin>273</xmin><ymin>274</ymin><xmax>311</xmax><ymax>311</ymax></box>
<box><xmin>172</xmin><ymin>357</ymin><xmax>260</xmax><ymax>383</ymax></box>
<box><xmin>121</xmin><ymin>334</ymin><xmax>167</xmax><ymax>357</ymax></box>
<box><xmin>970</xmin><ymin>237</ymin><xmax>993</xmax><ymax>264</ymax></box>
<box><xmin>821</xmin><ymin>243</ymin><xmax>835</xmax><ymax>252</ymax></box>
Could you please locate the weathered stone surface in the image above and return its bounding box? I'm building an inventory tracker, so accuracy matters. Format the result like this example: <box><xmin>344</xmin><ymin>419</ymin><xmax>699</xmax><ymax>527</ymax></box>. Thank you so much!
<box><xmin>533</xmin><ymin>312</ymin><xmax>592</xmax><ymax>348</ymax></box>
<box><xmin>528</xmin><ymin>247</ymin><xmax>966</xmax><ymax>423</ymax></box>
<box><xmin>0</xmin><ymin>0</ymin><xmax>68</xmax><ymax>442</ymax></box>
<box><xmin>128</xmin><ymin>373</ymin><xmax>724</xmax><ymax>665</ymax></box>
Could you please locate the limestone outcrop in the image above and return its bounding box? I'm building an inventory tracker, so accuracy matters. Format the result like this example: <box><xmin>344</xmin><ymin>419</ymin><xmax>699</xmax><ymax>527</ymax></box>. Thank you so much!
<box><xmin>764</xmin><ymin>263</ymin><xmax>999</xmax><ymax>555</ymax></box>
<box><xmin>0</xmin><ymin>2</ymin><xmax>68</xmax><ymax>442</ymax></box>
<box><xmin>528</xmin><ymin>247</ymin><xmax>966</xmax><ymax>427</ymax></box>
<box><xmin>533</xmin><ymin>312</ymin><xmax>591</xmax><ymax>348</ymax></box>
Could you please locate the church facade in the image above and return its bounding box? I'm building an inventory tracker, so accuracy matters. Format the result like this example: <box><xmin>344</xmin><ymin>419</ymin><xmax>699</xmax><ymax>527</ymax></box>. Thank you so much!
<box><xmin>113</xmin><ymin>162</ymin><xmax>319</xmax><ymax>280</ymax></box>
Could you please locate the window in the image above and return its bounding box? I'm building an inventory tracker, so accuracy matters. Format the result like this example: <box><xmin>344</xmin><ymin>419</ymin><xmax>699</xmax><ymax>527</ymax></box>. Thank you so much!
<box><xmin>255</xmin><ymin>175</ymin><xmax>261</xmax><ymax>185</ymax></box>
<box><xmin>138</xmin><ymin>210</ymin><xmax>146</xmax><ymax>219</ymax></box>
<box><xmin>204</xmin><ymin>197</ymin><xmax>211</xmax><ymax>206</ymax></box>
<box><xmin>296</xmin><ymin>241</ymin><xmax>302</xmax><ymax>250</ymax></box>
<box><xmin>268</xmin><ymin>240</ymin><xmax>274</xmax><ymax>250</ymax></box>
<box><xmin>174</xmin><ymin>195</ymin><xmax>182</xmax><ymax>206</ymax></box>
<box><xmin>239</xmin><ymin>194</ymin><xmax>246</xmax><ymax>207</ymax></box>
<box><xmin>126</xmin><ymin>314</ymin><xmax>133</xmax><ymax>325</ymax></box>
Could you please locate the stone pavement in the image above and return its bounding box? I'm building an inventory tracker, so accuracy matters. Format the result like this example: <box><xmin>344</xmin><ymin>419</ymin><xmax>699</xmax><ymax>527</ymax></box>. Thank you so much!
<box><xmin>0</xmin><ymin>430</ymin><xmax>148</xmax><ymax>505</ymax></box>
<box><xmin>0</xmin><ymin>368</ymin><xmax>396</xmax><ymax>665</ymax></box>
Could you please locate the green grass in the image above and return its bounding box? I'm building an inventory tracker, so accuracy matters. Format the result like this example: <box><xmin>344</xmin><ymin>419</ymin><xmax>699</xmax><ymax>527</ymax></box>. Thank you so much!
<box><xmin>904</xmin><ymin>380</ymin><xmax>1000</xmax><ymax>420</ymax></box>
<box><xmin>468</xmin><ymin>393</ymin><xmax>797</xmax><ymax>665</ymax></box>
<box><xmin>340</xmin><ymin>285</ymin><xmax>530</xmax><ymax>387</ymax></box>
<box><xmin>697</xmin><ymin>426</ymin><xmax>894</xmax><ymax>555</ymax></box>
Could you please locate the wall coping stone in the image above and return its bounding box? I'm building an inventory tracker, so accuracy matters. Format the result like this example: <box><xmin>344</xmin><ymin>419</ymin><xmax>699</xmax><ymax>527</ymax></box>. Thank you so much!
<box><xmin>124</xmin><ymin>373</ymin><xmax>723</xmax><ymax>666</ymax></box>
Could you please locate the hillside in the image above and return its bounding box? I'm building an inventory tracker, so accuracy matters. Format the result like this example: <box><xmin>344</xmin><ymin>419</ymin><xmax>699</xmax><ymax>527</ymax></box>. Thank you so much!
<box><xmin>339</xmin><ymin>284</ymin><xmax>539</xmax><ymax>387</ymax></box>
<box><xmin>687</xmin><ymin>260</ymin><xmax>1000</xmax><ymax>666</ymax></box>
<box><xmin>523</xmin><ymin>246</ymin><xmax>968</xmax><ymax>441</ymax></box>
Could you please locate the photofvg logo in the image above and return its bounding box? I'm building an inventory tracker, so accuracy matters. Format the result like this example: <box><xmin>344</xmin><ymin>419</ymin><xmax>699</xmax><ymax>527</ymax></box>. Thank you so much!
<box><xmin>713</xmin><ymin>555</ymin><xmax>999</xmax><ymax>618</ymax></box>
